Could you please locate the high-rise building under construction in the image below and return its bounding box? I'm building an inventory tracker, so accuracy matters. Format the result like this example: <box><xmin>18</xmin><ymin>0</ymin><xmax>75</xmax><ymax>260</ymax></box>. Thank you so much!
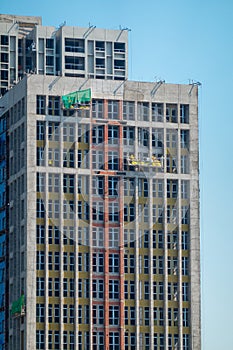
<box><xmin>0</xmin><ymin>14</ymin><xmax>201</xmax><ymax>350</ymax></box>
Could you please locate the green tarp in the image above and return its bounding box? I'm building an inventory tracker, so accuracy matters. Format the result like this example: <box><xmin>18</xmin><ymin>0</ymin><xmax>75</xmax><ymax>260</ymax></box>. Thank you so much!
<box><xmin>62</xmin><ymin>88</ymin><xmax>91</xmax><ymax>109</ymax></box>
<box><xmin>11</xmin><ymin>294</ymin><xmax>24</xmax><ymax>315</ymax></box>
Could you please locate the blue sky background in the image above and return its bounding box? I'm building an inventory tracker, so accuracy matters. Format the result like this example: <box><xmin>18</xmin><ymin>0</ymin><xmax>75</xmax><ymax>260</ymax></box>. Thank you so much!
<box><xmin>1</xmin><ymin>0</ymin><xmax>233</xmax><ymax>348</ymax></box>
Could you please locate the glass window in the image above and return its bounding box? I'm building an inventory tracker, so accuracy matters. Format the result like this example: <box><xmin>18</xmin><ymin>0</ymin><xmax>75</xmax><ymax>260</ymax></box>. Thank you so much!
<box><xmin>108</xmin><ymin>100</ymin><xmax>119</xmax><ymax>119</ymax></box>
<box><xmin>96</xmin><ymin>41</ymin><xmax>105</xmax><ymax>51</ymax></box>
<box><xmin>182</xmin><ymin>282</ymin><xmax>189</xmax><ymax>301</ymax></box>
<box><xmin>109</xmin><ymin>227</ymin><xmax>119</xmax><ymax>246</ymax></box>
<box><xmin>144</xmin><ymin>281</ymin><xmax>149</xmax><ymax>300</ymax></box>
<box><xmin>167</xmin><ymin>179</ymin><xmax>178</xmax><ymax>198</ymax></box>
<box><xmin>92</xmin><ymin>125</ymin><xmax>104</xmax><ymax>144</ymax></box>
<box><xmin>109</xmin><ymin>280</ymin><xmax>119</xmax><ymax>299</ymax></box>
<box><xmin>65</xmin><ymin>38</ymin><xmax>84</xmax><ymax>53</ymax></box>
<box><xmin>109</xmin><ymin>307</ymin><xmax>119</xmax><ymax>325</ymax></box>
<box><xmin>183</xmin><ymin>334</ymin><xmax>189</xmax><ymax>350</ymax></box>
<box><xmin>36</xmin><ymin>199</ymin><xmax>45</xmax><ymax>218</ymax></box>
<box><xmin>37</xmin><ymin>95</ymin><xmax>46</xmax><ymax>114</ymax></box>
<box><xmin>180</xmin><ymin>130</ymin><xmax>189</xmax><ymax>149</ymax></box>
<box><xmin>37</xmin><ymin>121</ymin><xmax>45</xmax><ymax>140</ymax></box>
<box><xmin>36</xmin><ymin>172</ymin><xmax>45</xmax><ymax>192</ymax></box>
<box><xmin>93</xmin><ymin>253</ymin><xmax>104</xmax><ymax>273</ymax></box>
<box><xmin>180</xmin><ymin>104</ymin><xmax>189</xmax><ymax>123</ymax></box>
<box><xmin>92</xmin><ymin>99</ymin><xmax>104</xmax><ymax>119</ymax></box>
<box><xmin>123</xmin><ymin>101</ymin><xmax>135</xmax><ymax>120</ymax></box>
<box><xmin>144</xmin><ymin>256</ymin><xmax>149</xmax><ymax>274</ymax></box>
<box><xmin>181</xmin><ymin>206</ymin><xmax>189</xmax><ymax>224</ymax></box>
<box><xmin>36</xmin><ymin>147</ymin><xmax>45</xmax><ymax>166</ymax></box>
<box><xmin>108</xmin><ymin>125</ymin><xmax>119</xmax><ymax>144</ymax></box>
<box><xmin>93</xmin><ymin>307</ymin><xmax>104</xmax><ymax>326</ymax></box>
<box><xmin>182</xmin><ymin>308</ymin><xmax>189</xmax><ymax>327</ymax></box>
<box><xmin>181</xmin><ymin>180</ymin><xmax>189</xmax><ymax>199</ymax></box>
<box><xmin>1</xmin><ymin>35</ymin><xmax>9</xmax><ymax>46</ymax></box>
<box><xmin>109</xmin><ymin>254</ymin><xmax>119</xmax><ymax>273</ymax></box>
<box><xmin>65</xmin><ymin>56</ymin><xmax>85</xmax><ymax>70</ymax></box>
<box><xmin>166</xmin><ymin>129</ymin><xmax>177</xmax><ymax>149</ymax></box>
<box><xmin>36</xmin><ymin>303</ymin><xmax>45</xmax><ymax>323</ymax></box>
<box><xmin>63</xmin><ymin>148</ymin><xmax>74</xmax><ymax>168</ymax></box>
<box><xmin>46</xmin><ymin>56</ymin><xmax>54</xmax><ymax>69</ymax></box>
<box><xmin>114</xmin><ymin>42</ymin><xmax>125</xmax><ymax>52</ymax></box>
<box><xmin>166</xmin><ymin>104</ymin><xmax>177</xmax><ymax>123</ymax></box>
<box><xmin>92</xmin><ymin>227</ymin><xmax>104</xmax><ymax>248</ymax></box>
<box><xmin>138</xmin><ymin>128</ymin><xmax>149</xmax><ymax>147</ymax></box>
<box><xmin>63</xmin><ymin>174</ymin><xmax>74</xmax><ymax>193</ymax></box>
<box><xmin>108</xmin><ymin>151</ymin><xmax>119</xmax><ymax>170</ymax></box>
<box><xmin>92</xmin><ymin>150</ymin><xmax>104</xmax><ymax>169</ymax></box>
<box><xmin>48</xmin><ymin>96</ymin><xmax>60</xmax><ymax>115</ymax></box>
<box><xmin>36</xmin><ymin>277</ymin><xmax>45</xmax><ymax>297</ymax></box>
<box><xmin>108</xmin><ymin>177</ymin><xmax>118</xmax><ymax>196</ymax></box>
<box><xmin>182</xmin><ymin>231</ymin><xmax>189</xmax><ymax>250</ymax></box>
<box><xmin>123</xmin><ymin>126</ymin><xmax>134</xmax><ymax>146</ymax></box>
<box><xmin>48</xmin><ymin>173</ymin><xmax>60</xmax><ymax>192</ymax></box>
<box><xmin>63</xmin><ymin>123</ymin><xmax>75</xmax><ymax>142</ymax></box>
<box><xmin>138</xmin><ymin>102</ymin><xmax>149</xmax><ymax>121</ymax></box>
<box><xmin>36</xmin><ymin>225</ymin><xmax>45</xmax><ymax>245</ymax></box>
<box><xmin>167</xmin><ymin>205</ymin><xmax>177</xmax><ymax>224</ymax></box>
<box><xmin>93</xmin><ymin>279</ymin><xmax>104</xmax><ymax>299</ymax></box>
<box><xmin>182</xmin><ymin>257</ymin><xmax>189</xmax><ymax>276</ymax></box>
<box><xmin>93</xmin><ymin>332</ymin><xmax>105</xmax><ymax>348</ymax></box>
<box><xmin>181</xmin><ymin>155</ymin><xmax>189</xmax><ymax>174</ymax></box>
<box><xmin>36</xmin><ymin>330</ymin><xmax>45</xmax><ymax>349</ymax></box>
<box><xmin>92</xmin><ymin>201</ymin><xmax>104</xmax><ymax>222</ymax></box>
<box><xmin>109</xmin><ymin>203</ymin><xmax>119</xmax><ymax>223</ymax></box>
<box><xmin>144</xmin><ymin>307</ymin><xmax>150</xmax><ymax>325</ymax></box>
<box><xmin>152</xmin><ymin>103</ymin><xmax>163</xmax><ymax>122</ymax></box>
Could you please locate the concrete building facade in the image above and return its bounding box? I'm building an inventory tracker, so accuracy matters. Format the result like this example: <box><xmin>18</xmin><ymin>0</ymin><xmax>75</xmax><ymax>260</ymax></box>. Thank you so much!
<box><xmin>0</xmin><ymin>14</ymin><xmax>200</xmax><ymax>350</ymax></box>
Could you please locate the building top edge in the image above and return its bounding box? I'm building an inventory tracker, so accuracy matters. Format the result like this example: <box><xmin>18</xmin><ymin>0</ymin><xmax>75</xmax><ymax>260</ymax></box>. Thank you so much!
<box><xmin>24</xmin><ymin>74</ymin><xmax>198</xmax><ymax>90</ymax></box>
<box><xmin>0</xmin><ymin>75</ymin><xmax>199</xmax><ymax>114</ymax></box>
<box><xmin>0</xmin><ymin>14</ymin><xmax>42</xmax><ymax>25</ymax></box>
<box><xmin>55</xmin><ymin>25</ymin><xmax>128</xmax><ymax>33</ymax></box>
<box><xmin>0</xmin><ymin>14</ymin><xmax>129</xmax><ymax>35</ymax></box>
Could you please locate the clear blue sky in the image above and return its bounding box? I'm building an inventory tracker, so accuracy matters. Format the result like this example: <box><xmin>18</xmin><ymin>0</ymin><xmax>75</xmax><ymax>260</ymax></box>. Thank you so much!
<box><xmin>1</xmin><ymin>0</ymin><xmax>233</xmax><ymax>349</ymax></box>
